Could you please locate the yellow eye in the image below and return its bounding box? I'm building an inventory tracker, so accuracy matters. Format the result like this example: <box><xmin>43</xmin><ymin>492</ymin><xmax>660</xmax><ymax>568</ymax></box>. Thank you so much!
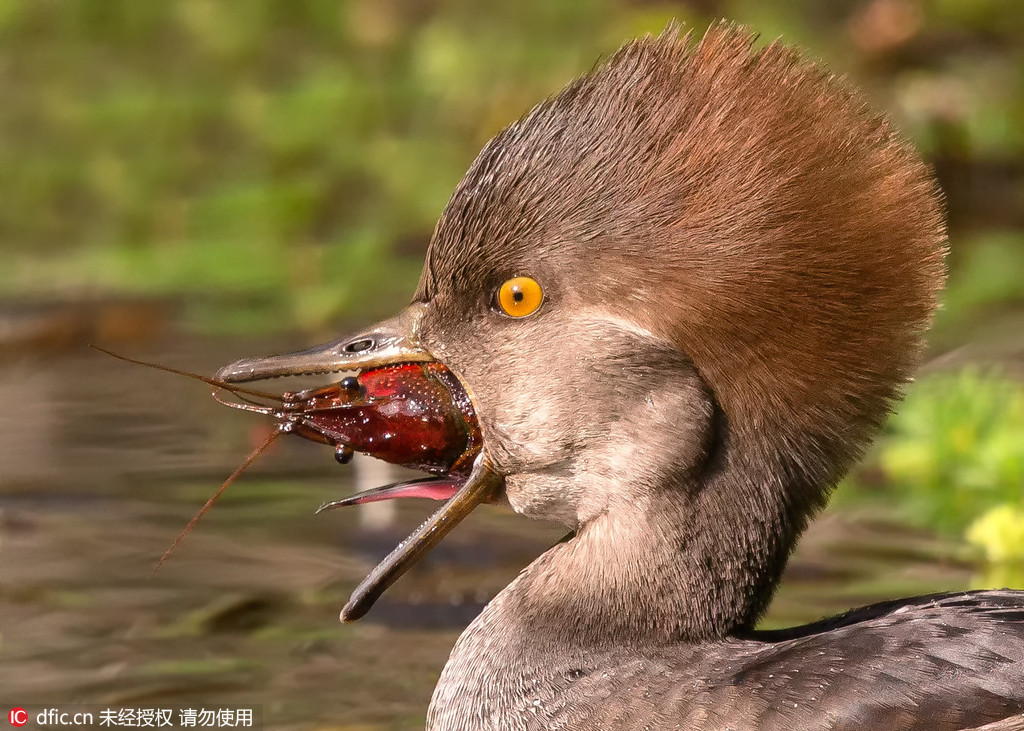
<box><xmin>497</xmin><ymin>276</ymin><xmax>544</xmax><ymax>318</ymax></box>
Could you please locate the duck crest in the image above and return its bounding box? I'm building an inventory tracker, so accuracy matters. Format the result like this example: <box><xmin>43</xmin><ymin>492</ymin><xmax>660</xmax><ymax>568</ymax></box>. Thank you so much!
<box><xmin>426</xmin><ymin>21</ymin><xmax>946</xmax><ymax>478</ymax></box>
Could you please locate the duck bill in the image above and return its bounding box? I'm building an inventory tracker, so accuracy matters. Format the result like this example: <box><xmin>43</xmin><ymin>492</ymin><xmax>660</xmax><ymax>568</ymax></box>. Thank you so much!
<box><xmin>215</xmin><ymin>303</ymin><xmax>433</xmax><ymax>382</ymax></box>
<box><xmin>215</xmin><ymin>302</ymin><xmax>503</xmax><ymax>621</ymax></box>
<box><xmin>341</xmin><ymin>453</ymin><xmax>503</xmax><ymax>622</ymax></box>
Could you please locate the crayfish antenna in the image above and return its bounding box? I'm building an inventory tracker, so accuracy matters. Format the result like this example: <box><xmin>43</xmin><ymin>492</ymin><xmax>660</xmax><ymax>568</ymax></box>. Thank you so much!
<box><xmin>91</xmin><ymin>345</ymin><xmax>285</xmax><ymax>401</ymax></box>
<box><xmin>211</xmin><ymin>388</ymin><xmax>280</xmax><ymax>416</ymax></box>
<box><xmin>153</xmin><ymin>427</ymin><xmax>282</xmax><ymax>572</ymax></box>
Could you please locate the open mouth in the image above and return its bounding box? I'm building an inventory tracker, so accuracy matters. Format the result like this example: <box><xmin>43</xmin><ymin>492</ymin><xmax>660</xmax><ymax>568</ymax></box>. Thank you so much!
<box><xmin>212</xmin><ymin>305</ymin><xmax>504</xmax><ymax>621</ymax></box>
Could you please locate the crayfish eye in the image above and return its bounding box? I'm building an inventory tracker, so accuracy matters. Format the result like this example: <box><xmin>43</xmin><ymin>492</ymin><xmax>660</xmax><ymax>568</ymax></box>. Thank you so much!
<box><xmin>497</xmin><ymin>276</ymin><xmax>543</xmax><ymax>318</ymax></box>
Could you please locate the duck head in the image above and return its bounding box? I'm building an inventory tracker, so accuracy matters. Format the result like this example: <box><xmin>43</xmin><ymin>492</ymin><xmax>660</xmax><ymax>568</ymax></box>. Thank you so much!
<box><xmin>217</xmin><ymin>24</ymin><xmax>946</xmax><ymax>638</ymax></box>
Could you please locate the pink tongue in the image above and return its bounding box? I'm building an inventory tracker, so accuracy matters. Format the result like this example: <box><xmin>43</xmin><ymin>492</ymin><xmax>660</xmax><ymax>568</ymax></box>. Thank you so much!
<box><xmin>315</xmin><ymin>478</ymin><xmax>463</xmax><ymax>513</ymax></box>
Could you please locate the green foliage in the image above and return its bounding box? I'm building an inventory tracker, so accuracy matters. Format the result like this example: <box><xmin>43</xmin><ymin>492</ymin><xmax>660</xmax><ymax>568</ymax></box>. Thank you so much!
<box><xmin>939</xmin><ymin>232</ymin><xmax>1024</xmax><ymax>328</ymax></box>
<box><xmin>875</xmin><ymin>369</ymin><xmax>1024</xmax><ymax>557</ymax></box>
<box><xmin>966</xmin><ymin>503</ymin><xmax>1024</xmax><ymax>563</ymax></box>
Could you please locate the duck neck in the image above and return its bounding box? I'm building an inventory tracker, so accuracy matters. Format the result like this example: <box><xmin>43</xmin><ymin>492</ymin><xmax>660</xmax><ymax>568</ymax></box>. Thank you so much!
<box><xmin>428</xmin><ymin>441</ymin><xmax>823</xmax><ymax>727</ymax></box>
<box><xmin>426</xmin><ymin>323</ymin><xmax>855</xmax><ymax>730</ymax></box>
<box><xmin>511</xmin><ymin>444</ymin><xmax>814</xmax><ymax>646</ymax></box>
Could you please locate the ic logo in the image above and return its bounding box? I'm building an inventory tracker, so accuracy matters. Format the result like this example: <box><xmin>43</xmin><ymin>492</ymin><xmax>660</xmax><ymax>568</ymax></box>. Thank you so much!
<box><xmin>8</xmin><ymin>708</ymin><xmax>28</xmax><ymax>727</ymax></box>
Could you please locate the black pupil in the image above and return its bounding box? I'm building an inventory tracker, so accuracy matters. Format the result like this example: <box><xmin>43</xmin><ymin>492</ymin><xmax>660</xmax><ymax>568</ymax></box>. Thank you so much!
<box><xmin>512</xmin><ymin>288</ymin><xmax>524</xmax><ymax>303</ymax></box>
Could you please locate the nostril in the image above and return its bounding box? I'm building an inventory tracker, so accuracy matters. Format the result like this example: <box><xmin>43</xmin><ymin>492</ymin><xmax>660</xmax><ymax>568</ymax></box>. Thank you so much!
<box><xmin>345</xmin><ymin>338</ymin><xmax>374</xmax><ymax>353</ymax></box>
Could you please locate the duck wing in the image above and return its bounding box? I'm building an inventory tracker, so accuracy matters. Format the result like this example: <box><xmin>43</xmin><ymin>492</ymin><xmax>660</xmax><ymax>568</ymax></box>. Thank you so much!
<box><xmin>540</xmin><ymin>590</ymin><xmax>1024</xmax><ymax>731</ymax></box>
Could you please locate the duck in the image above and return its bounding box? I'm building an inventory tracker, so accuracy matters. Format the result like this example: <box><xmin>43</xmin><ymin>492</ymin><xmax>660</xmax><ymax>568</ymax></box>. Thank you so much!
<box><xmin>215</xmin><ymin>23</ymin><xmax>1024</xmax><ymax>731</ymax></box>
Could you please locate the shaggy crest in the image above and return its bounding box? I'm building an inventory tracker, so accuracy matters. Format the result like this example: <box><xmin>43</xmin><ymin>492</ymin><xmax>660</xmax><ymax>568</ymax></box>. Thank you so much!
<box><xmin>423</xmin><ymin>20</ymin><xmax>946</xmax><ymax>502</ymax></box>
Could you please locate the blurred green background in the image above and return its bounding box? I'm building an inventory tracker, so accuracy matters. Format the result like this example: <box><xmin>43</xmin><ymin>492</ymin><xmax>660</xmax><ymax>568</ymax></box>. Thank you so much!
<box><xmin>1</xmin><ymin>0</ymin><xmax>1022</xmax><ymax>728</ymax></box>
